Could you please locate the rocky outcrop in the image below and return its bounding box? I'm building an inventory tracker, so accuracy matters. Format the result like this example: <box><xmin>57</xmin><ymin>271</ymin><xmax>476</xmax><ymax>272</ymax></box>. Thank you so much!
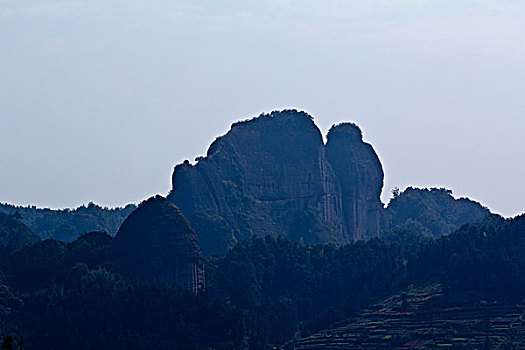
<box><xmin>112</xmin><ymin>196</ymin><xmax>205</xmax><ymax>293</ymax></box>
<box><xmin>386</xmin><ymin>187</ymin><xmax>492</xmax><ymax>238</ymax></box>
<box><xmin>168</xmin><ymin>110</ymin><xmax>386</xmax><ymax>255</ymax></box>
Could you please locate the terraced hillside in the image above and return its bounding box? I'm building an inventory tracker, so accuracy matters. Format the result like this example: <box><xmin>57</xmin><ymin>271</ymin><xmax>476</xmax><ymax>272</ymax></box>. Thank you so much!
<box><xmin>282</xmin><ymin>284</ymin><xmax>524</xmax><ymax>349</ymax></box>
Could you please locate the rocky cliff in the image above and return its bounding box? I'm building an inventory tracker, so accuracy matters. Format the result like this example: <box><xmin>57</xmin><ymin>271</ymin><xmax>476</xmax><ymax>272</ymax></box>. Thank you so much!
<box><xmin>326</xmin><ymin>123</ymin><xmax>388</xmax><ymax>241</ymax></box>
<box><xmin>168</xmin><ymin>110</ymin><xmax>386</xmax><ymax>255</ymax></box>
<box><xmin>112</xmin><ymin>195</ymin><xmax>205</xmax><ymax>292</ymax></box>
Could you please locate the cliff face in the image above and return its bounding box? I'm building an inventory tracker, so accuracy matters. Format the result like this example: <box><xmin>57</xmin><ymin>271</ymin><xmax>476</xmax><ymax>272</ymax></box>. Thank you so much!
<box><xmin>112</xmin><ymin>195</ymin><xmax>205</xmax><ymax>293</ymax></box>
<box><xmin>325</xmin><ymin>123</ymin><xmax>388</xmax><ymax>240</ymax></box>
<box><xmin>168</xmin><ymin>110</ymin><xmax>386</xmax><ymax>255</ymax></box>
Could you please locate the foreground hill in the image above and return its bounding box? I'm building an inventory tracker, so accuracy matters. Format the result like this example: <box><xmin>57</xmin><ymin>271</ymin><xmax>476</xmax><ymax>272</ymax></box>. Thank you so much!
<box><xmin>0</xmin><ymin>202</ymin><xmax>135</xmax><ymax>241</ymax></box>
<box><xmin>168</xmin><ymin>109</ymin><xmax>387</xmax><ymax>254</ymax></box>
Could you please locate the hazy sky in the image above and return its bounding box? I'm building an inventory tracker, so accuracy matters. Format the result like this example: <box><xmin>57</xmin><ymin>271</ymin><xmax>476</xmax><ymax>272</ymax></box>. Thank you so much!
<box><xmin>1</xmin><ymin>0</ymin><xmax>524</xmax><ymax>217</ymax></box>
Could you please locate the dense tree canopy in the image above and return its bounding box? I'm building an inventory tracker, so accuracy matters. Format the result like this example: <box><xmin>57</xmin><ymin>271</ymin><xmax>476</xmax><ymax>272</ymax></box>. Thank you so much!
<box><xmin>387</xmin><ymin>187</ymin><xmax>493</xmax><ymax>238</ymax></box>
<box><xmin>0</xmin><ymin>211</ymin><xmax>523</xmax><ymax>349</ymax></box>
<box><xmin>0</xmin><ymin>202</ymin><xmax>135</xmax><ymax>242</ymax></box>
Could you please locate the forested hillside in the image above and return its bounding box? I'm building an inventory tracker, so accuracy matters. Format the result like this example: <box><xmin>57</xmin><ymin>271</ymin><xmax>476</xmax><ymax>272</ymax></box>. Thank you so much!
<box><xmin>0</xmin><ymin>213</ymin><xmax>40</xmax><ymax>252</ymax></box>
<box><xmin>0</xmin><ymin>210</ymin><xmax>522</xmax><ymax>349</ymax></box>
<box><xmin>0</xmin><ymin>202</ymin><xmax>135</xmax><ymax>242</ymax></box>
<box><xmin>387</xmin><ymin>187</ymin><xmax>493</xmax><ymax>238</ymax></box>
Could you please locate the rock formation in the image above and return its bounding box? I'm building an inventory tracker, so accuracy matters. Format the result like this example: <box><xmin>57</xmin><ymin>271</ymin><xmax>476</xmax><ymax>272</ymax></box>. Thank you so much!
<box><xmin>326</xmin><ymin>123</ymin><xmax>388</xmax><ymax>241</ymax></box>
<box><xmin>168</xmin><ymin>110</ymin><xmax>386</xmax><ymax>254</ymax></box>
<box><xmin>112</xmin><ymin>195</ymin><xmax>205</xmax><ymax>293</ymax></box>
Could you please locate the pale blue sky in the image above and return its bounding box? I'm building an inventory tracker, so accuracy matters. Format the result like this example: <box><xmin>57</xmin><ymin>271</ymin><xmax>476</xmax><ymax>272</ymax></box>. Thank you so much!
<box><xmin>1</xmin><ymin>0</ymin><xmax>524</xmax><ymax>217</ymax></box>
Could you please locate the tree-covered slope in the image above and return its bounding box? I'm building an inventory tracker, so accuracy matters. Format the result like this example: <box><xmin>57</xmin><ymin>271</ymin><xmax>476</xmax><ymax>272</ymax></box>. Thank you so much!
<box><xmin>0</xmin><ymin>202</ymin><xmax>135</xmax><ymax>242</ymax></box>
<box><xmin>0</xmin><ymin>210</ymin><xmax>522</xmax><ymax>349</ymax></box>
<box><xmin>209</xmin><ymin>213</ymin><xmax>524</xmax><ymax>346</ymax></box>
<box><xmin>0</xmin><ymin>212</ymin><xmax>40</xmax><ymax>252</ymax></box>
<box><xmin>386</xmin><ymin>187</ymin><xmax>493</xmax><ymax>238</ymax></box>
<box><xmin>0</xmin><ymin>232</ymin><xmax>252</xmax><ymax>350</ymax></box>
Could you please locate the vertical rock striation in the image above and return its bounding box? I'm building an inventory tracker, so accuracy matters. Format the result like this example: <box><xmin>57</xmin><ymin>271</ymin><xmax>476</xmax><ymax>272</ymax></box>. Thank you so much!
<box><xmin>325</xmin><ymin>123</ymin><xmax>388</xmax><ymax>240</ymax></box>
<box><xmin>168</xmin><ymin>110</ymin><xmax>386</xmax><ymax>254</ymax></box>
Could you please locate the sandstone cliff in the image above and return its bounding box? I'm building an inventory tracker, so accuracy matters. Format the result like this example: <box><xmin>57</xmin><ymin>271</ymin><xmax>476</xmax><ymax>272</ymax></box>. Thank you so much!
<box><xmin>325</xmin><ymin>123</ymin><xmax>388</xmax><ymax>241</ymax></box>
<box><xmin>168</xmin><ymin>110</ymin><xmax>386</xmax><ymax>255</ymax></box>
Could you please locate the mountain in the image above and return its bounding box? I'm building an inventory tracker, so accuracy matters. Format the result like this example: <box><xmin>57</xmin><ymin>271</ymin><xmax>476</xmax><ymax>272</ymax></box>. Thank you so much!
<box><xmin>112</xmin><ymin>195</ymin><xmax>205</xmax><ymax>293</ymax></box>
<box><xmin>168</xmin><ymin>110</ymin><xmax>386</xmax><ymax>254</ymax></box>
<box><xmin>0</xmin><ymin>212</ymin><xmax>40</xmax><ymax>251</ymax></box>
<box><xmin>387</xmin><ymin>187</ymin><xmax>493</xmax><ymax>238</ymax></box>
<box><xmin>0</xmin><ymin>111</ymin><xmax>495</xmax><ymax>255</ymax></box>
<box><xmin>0</xmin><ymin>202</ymin><xmax>135</xmax><ymax>242</ymax></box>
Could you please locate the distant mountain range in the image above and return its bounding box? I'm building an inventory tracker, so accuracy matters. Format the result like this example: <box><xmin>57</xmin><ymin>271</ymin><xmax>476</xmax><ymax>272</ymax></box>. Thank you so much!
<box><xmin>0</xmin><ymin>202</ymin><xmax>135</xmax><ymax>242</ymax></box>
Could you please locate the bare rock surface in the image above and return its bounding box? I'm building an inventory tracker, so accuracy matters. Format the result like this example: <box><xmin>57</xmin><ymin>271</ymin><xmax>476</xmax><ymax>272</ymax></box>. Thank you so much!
<box><xmin>168</xmin><ymin>110</ymin><xmax>386</xmax><ymax>254</ymax></box>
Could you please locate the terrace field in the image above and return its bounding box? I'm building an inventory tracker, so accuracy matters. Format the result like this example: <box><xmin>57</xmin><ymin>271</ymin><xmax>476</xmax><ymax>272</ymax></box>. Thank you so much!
<box><xmin>282</xmin><ymin>284</ymin><xmax>524</xmax><ymax>349</ymax></box>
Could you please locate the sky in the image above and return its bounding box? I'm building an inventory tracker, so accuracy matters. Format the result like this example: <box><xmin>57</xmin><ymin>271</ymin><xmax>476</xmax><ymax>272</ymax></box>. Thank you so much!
<box><xmin>1</xmin><ymin>0</ymin><xmax>524</xmax><ymax>217</ymax></box>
